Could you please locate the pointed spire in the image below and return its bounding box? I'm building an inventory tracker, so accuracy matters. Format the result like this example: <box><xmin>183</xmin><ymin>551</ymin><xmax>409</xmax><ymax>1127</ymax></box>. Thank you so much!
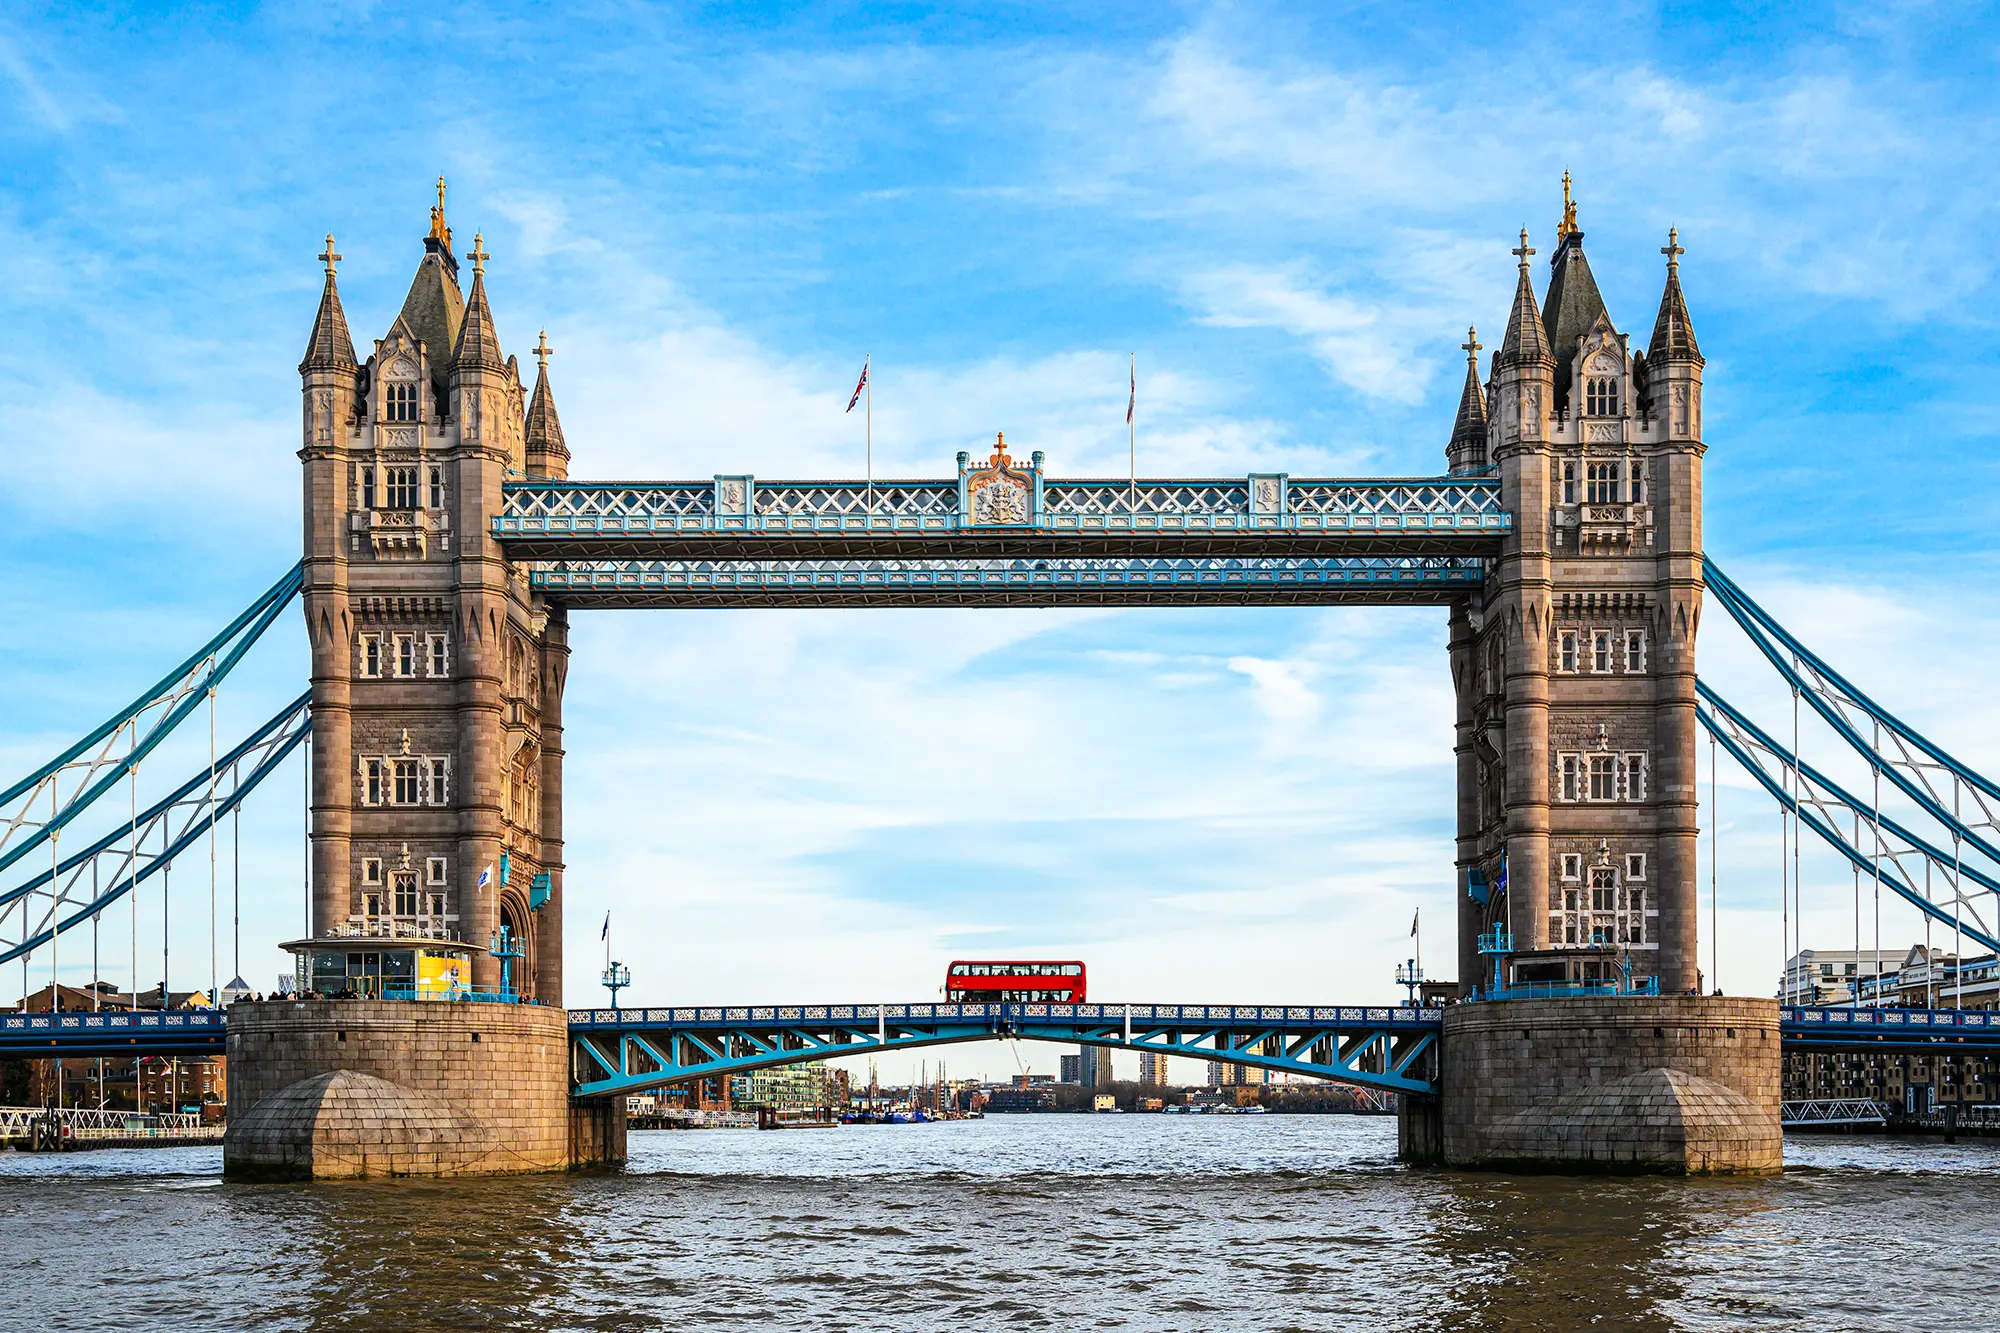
<box><xmin>299</xmin><ymin>234</ymin><xmax>357</xmax><ymax>373</ymax></box>
<box><xmin>1648</xmin><ymin>228</ymin><xmax>1703</xmax><ymax>365</ymax></box>
<box><xmin>1541</xmin><ymin>177</ymin><xmax>1610</xmax><ymax>412</ymax></box>
<box><xmin>451</xmin><ymin>234</ymin><xmax>507</xmax><ymax>375</ymax></box>
<box><xmin>1453</xmin><ymin>327</ymin><xmax>1487</xmax><ymax>434</ymax></box>
<box><xmin>1498</xmin><ymin>230</ymin><xmax>1550</xmax><ymax>367</ymax></box>
<box><xmin>525</xmin><ymin>330</ymin><xmax>568</xmax><ymax>464</ymax></box>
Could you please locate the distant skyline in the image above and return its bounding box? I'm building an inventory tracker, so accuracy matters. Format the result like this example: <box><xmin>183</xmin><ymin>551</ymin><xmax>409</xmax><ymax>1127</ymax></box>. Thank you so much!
<box><xmin>4</xmin><ymin>3</ymin><xmax>1999</xmax><ymax>1080</ymax></box>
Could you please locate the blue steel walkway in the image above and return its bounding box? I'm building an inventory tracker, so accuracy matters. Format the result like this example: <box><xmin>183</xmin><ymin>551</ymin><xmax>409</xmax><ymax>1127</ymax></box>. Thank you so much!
<box><xmin>10</xmin><ymin>1004</ymin><xmax>2000</xmax><ymax>1098</ymax></box>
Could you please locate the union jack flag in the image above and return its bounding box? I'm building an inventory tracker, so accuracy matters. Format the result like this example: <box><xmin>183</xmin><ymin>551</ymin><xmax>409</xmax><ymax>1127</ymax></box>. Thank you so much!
<box><xmin>846</xmin><ymin>359</ymin><xmax>869</xmax><ymax>413</ymax></box>
<box><xmin>1126</xmin><ymin>358</ymin><xmax>1135</xmax><ymax>425</ymax></box>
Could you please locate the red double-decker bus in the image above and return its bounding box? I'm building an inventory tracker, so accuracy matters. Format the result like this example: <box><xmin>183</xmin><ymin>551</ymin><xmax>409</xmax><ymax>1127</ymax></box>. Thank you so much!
<box><xmin>945</xmin><ymin>960</ymin><xmax>1087</xmax><ymax>1004</ymax></box>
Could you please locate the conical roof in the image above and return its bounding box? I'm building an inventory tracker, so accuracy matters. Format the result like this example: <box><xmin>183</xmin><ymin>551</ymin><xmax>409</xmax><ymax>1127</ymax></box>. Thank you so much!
<box><xmin>1542</xmin><ymin>232</ymin><xmax>1610</xmax><ymax>411</ymax></box>
<box><xmin>299</xmin><ymin>251</ymin><xmax>357</xmax><ymax>375</ymax></box>
<box><xmin>1648</xmin><ymin>231</ymin><xmax>1703</xmax><ymax>365</ymax></box>
<box><xmin>525</xmin><ymin>342</ymin><xmax>567</xmax><ymax>460</ymax></box>
<box><xmin>452</xmin><ymin>249</ymin><xmax>507</xmax><ymax>376</ymax></box>
<box><xmin>1448</xmin><ymin>327</ymin><xmax>1487</xmax><ymax>461</ymax></box>
<box><xmin>1497</xmin><ymin>231</ymin><xmax>1550</xmax><ymax>368</ymax></box>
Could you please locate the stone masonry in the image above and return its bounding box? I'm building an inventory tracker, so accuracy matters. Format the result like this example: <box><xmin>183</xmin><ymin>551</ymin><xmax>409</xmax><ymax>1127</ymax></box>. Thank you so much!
<box><xmin>1451</xmin><ymin>182</ymin><xmax>1706</xmax><ymax>995</ymax></box>
<box><xmin>224</xmin><ymin>999</ymin><xmax>622</xmax><ymax>1178</ymax></box>
<box><xmin>1411</xmin><ymin>996</ymin><xmax>1782</xmax><ymax>1174</ymax></box>
<box><xmin>299</xmin><ymin>182</ymin><xmax>570</xmax><ymax>999</ymax></box>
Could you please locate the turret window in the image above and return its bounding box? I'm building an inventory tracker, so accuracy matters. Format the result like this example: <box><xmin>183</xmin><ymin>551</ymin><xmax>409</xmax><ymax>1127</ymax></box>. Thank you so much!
<box><xmin>385</xmin><ymin>466</ymin><xmax>419</xmax><ymax>509</ymax></box>
<box><xmin>1586</xmin><ymin>462</ymin><xmax>1620</xmax><ymax>504</ymax></box>
<box><xmin>360</xmin><ymin>466</ymin><xmax>376</xmax><ymax>510</ymax></box>
<box><xmin>385</xmin><ymin>382</ymin><xmax>420</xmax><ymax>423</ymax></box>
<box><xmin>1585</xmin><ymin>377</ymin><xmax>1620</xmax><ymax>417</ymax></box>
<box><xmin>1561</xmin><ymin>461</ymin><xmax>1577</xmax><ymax>505</ymax></box>
<box><xmin>429</xmin><ymin>467</ymin><xmax>444</xmax><ymax>509</ymax></box>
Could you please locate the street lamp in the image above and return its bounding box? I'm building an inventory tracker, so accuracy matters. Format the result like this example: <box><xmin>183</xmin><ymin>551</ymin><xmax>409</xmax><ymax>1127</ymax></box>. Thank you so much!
<box><xmin>602</xmin><ymin>961</ymin><xmax>631</xmax><ymax>1009</ymax></box>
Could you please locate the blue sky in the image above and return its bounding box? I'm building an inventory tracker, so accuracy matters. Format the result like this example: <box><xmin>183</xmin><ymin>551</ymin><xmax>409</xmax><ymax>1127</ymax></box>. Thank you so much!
<box><xmin>4</xmin><ymin>3</ymin><xmax>1999</xmax><ymax>1078</ymax></box>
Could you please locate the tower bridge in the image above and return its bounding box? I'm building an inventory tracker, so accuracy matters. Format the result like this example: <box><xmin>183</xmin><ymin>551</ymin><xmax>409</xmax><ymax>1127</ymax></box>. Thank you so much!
<box><xmin>7</xmin><ymin>183</ymin><xmax>1996</xmax><ymax>1178</ymax></box>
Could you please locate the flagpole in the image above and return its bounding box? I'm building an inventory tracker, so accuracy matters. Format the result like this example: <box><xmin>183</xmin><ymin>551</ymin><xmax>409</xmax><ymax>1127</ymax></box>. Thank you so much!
<box><xmin>1127</xmin><ymin>352</ymin><xmax>1136</xmax><ymax>514</ymax></box>
<box><xmin>865</xmin><ymin>352</ymin><xmax>873</xmax><ymax>516</ymax></box>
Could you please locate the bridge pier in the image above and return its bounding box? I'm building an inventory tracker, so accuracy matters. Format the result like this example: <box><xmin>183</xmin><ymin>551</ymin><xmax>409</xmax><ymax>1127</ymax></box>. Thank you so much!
<box><xmin>1401</xmin><ymin>996</ymin><xmax>1781</xmax><ymax>1174</ymax></box>
<box><xmin>223</xmin><ymin>1000</ymin><xmax>623</xmax><ymax>1179</ymax></box>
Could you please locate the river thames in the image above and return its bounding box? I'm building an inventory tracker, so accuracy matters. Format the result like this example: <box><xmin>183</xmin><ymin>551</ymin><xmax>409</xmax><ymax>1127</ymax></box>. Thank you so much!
<box><xmin>3</xmin><ymin>1116</ymin><xmax>1996</xmax><ymax>1331</ymax></box>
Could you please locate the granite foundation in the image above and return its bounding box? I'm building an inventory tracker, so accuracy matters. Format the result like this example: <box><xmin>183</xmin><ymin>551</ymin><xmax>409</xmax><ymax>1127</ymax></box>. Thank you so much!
<box><xmin>224</xmin><ymin>999</ymin><xmax>624</xmax><ymax>1179</ymax></box>
<box><xmin>1400</xmin><ymin>995</ymin><xmax>1782</xmax><ymax>1175</ymax></box>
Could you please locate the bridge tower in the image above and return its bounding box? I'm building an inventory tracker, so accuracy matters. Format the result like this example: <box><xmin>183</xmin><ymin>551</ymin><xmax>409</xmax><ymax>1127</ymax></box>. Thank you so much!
<box><xmin>296</xmin><ymin>184</ymin><xmax>570</xmax><ymax>1002</ymax></box>
<box><xmin>1452</xmin><ymin>182</ymin><xmax>1706</xmax><ymax>999</ymax></box>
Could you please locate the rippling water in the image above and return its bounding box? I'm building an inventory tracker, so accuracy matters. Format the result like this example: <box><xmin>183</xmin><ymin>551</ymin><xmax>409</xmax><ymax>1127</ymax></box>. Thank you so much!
<box><xmin>4</xmin><ymin>1118</ymin><xmax>1998</xmax><ymax>1331</ymax></box>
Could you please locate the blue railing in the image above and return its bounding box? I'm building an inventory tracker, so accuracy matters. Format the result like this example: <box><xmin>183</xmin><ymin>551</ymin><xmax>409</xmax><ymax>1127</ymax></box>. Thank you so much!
<box><xmin>379</xmin><ymin>985</ymin><xmax>524</xmax><ymax>1004</ymax></box>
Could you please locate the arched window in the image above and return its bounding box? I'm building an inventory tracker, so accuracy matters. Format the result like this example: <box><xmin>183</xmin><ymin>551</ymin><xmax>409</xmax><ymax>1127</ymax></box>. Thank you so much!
<box><xmin>1585</xmin><ymin>377</ymin><xmax>1620</xmax><ymax>416</ymax></box>
<box><xmin>384</xmin><ymin>382</ymin><xmax>420</xmax><ymax>423</ymax></box>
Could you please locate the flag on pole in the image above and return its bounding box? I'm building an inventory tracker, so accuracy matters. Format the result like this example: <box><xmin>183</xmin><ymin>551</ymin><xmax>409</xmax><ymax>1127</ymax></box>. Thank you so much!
<box><xmin>846</xmin><ymin>359</ymin><xmax>869</xmax><ymax>413</ymax></box>
<box><xmin>1411</xmin><ymin>909</ymin><xmax>1420</xmax><ymax>937</ymax></box>
<box><xmin>601</xmin><ymin>912</ymin><xmax>611</xmax><ymax>942</ymax></box>
<box><xmin>1126</xmin><ymin>357</ymin><xmax>1136</xmax><ymax>425</ymax></box>
<box><xmin>477</xmin><ymin>864</ymin><xmax>493</xmax><ymax>889</ymax></box>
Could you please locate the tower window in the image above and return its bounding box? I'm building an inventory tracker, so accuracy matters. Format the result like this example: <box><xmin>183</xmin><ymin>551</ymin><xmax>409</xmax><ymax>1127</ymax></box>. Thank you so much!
<box><xmin>385</xmin><ymin>466</ymin><xmax>419</xmax><ymax>509</ymax></box>
<box><xmin>429</xmin><ymin>466</ymin><xmax>444</xmax><ymax>509</ymax></box>
<box><xmin>1592</xmin><ymin>630</ymin><xmax>1612</xmax><ymax>673</ymax></box>
<box><xmin>385</xmin><ymin>382</ymin><xmax>420</xmax><ymax>423</ymax></box>
<box><xmin>393</xmin><ymin>759</ymin><xmax>420</xmax><ymax>805</ymax></box>
<box><xmin>1621</xmin><ymin>754</ymin><xmax>1649</xmax><ymax>801</ymax></box>
<box><xmin>393</xmin><ymin>872</ymin><xmax>420</xmax><ymax>917</ymax></box>
<box><xmin>426</xmin><ymin>857</ymin><xmax>448</xmax><ymax>886</ymax></box>
<box><xmin>1561</xmin><ymin>460</ymin><xmax>1577</xmax><ymax>505</ymax></box>
<box><xmin>1558</xmin><ymin>630</ymin><xmax>1579</xmax><ymax>672</ymax></box>
<box><xmin>1586</xmin><ymin>378</ymin><xmax>1620</xmax><ymax>416</ymax></box>
<box><xmin>1588</xmin><ymin>754</ymin><xmax>1617</xmax><ymax>801</ymax></box>
<box><xmin>359</xmin><ymin>634</ymin><xmax>381</xmax><ymax>679</ymax></box>
<box><xmin>1624</xmin><ymin>630</ymin><xmax>1647</xmax><ymax>673</ymax></box>
<box><xmin>363</xmin><ymin>759</ymin><xmax>384</xmax><ymax>806</ymax></box>
<box><xmin>1586</xmin><ymin>462</ymin><xmax>1621</xmax><ymax>504</ymax></box>
<box><xmin>395</xmin><ymin>635</ymin><xmax>415</xmax><ymax>678</ymax></box>
<box><xmin>360</xmin><ymin>857</ymin><xmax>382</xmax><ymax>886</ymax></box>
<box><xmin>1625</xmin><ymin>853</ymin><xmax>1647</xmax><ymax>880</ymax></box>
<box><xmin>1561</xmin><ymin>853</ymin><xmax>1582</xmax><ymax>880</ymax></box>
<box><xmin>361</xmin><ymin>466</ymin><xmax>376</xmax><ymax>510</ymax></box>
<box><xmin>428</xmin><ymin>634</ymin><xmax>450</xmax><ymax>678</ymax></box>
<box><xmin>427</xmin><ymin>757</ymin><xmax>450</xmax><ymax>806</ymax></box>
<box><xmin>1559</xmin><ymin>753</ymin><xmax>1581</xmax><ymax>802</ymax></box>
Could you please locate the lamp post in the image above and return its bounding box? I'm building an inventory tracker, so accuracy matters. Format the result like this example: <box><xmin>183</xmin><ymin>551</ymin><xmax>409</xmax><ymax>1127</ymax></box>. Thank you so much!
<box><xmin>602</xmin><ymin>961</ymin><xmax>631</xmax><ymax>1009</ymax></box>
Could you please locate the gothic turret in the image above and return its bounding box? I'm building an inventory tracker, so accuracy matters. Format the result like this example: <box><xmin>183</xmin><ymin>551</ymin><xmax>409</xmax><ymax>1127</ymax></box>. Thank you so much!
<box><xmin>1446</xmin><ymin>327</ymin><xmax>1488</xmax><ymax>474</ymax></box>
<box><xmin>1646</xmin><ymin>229</ymin><xmax>1703</xmax><ymax>442</ymax></box>
<box><xmin>1493</xmin><ymin>230</ymin><xmax>1553</xmax><ymax>451</ymax></box>
<box><xmin>300</xmin><ymin>235</ymin><xmax>358</xmax><ymax>375</ymax></box>
<box><xmin>451</xmin><ymin>237</ymin><xmax>508</xmax><ymax>376</ymax></box>
<box><xmin>524</xmin><ymin>331</ymin><xmax>569</xmax><ymax>480</ymax></box>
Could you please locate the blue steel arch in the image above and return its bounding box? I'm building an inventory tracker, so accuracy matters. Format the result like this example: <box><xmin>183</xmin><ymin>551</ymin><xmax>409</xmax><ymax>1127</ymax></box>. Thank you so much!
<box><xmin>565</xmin><ymin>1002</ymin><xmax>1442</xmax><ymax>1100</ymax></box>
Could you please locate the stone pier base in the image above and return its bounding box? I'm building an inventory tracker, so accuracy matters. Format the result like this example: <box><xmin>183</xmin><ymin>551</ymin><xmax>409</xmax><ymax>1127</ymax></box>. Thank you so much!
<box><xmin>223</xmin><ymin>999</ymin><xmax>625</xmax><ymax>1179</ymax></box>
<box><xmin>1403</xmin><ymin>995</ymin><xmax>1782</xmax><ymax>1175</ymax></box>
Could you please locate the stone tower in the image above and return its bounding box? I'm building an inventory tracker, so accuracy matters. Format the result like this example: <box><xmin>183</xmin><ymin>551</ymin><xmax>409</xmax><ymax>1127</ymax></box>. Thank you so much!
<box><xmin>1452</xmin><ymin>180</ymin><xmax>1706</xmax><ymax>996</ymax></box>
<box><xmin>296</xmin><ymin>183</ymin><xmax>570</xmax><ymax>1001</ymax></box>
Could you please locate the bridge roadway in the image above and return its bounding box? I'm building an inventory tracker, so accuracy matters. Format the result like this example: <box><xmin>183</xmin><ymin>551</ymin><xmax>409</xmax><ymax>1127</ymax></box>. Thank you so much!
<box><xmin>8</xmin><ymin>1003</ymin><xmax>2000</xmax><ymax>1100</ymax></box>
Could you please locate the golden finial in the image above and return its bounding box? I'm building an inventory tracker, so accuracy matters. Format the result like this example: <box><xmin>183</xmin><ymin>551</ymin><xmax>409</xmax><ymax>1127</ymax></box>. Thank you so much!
<box><xmin>1559</xmin><ymin>170</ymin><xmax>1579</xmax><ymax>240</ymax></box>
<box><xmin>534</xmin><ymin>330</ymin><xmax>552</xmax><ymax>370</ymax></box>
<box><xmin>467</xmin><ymin>232</ymin><xmax>489</xmax><ymax>275</ymax></box>
<box><xmin>1461</xmin><ymin>325</ymin><xmax>1481</xmax><ymax>363</ymax></box>
<box><xmin>318</xmin><ymin>234</ymin><xmax>341</xmax><ymax>277</ymax></box>
<box><xmin>429</xmin><ymin>175</ymin><xmax>452</xmax><ymax>249</ymax></box>
<box><xmin>991</xmin><ymin>431</ymin><xmax>1011</xmax><ymax>465</ymax></box>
